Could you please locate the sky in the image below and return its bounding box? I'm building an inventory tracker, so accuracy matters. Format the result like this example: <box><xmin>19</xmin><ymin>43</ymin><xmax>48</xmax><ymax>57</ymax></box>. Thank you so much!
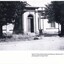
<box><xmin>23</xmin><ymin>0</ymin><xmax>51</xmax><ymax>7</ymax></box>
<box><xmin>2</xmin><ymin>0</ymin><xmax>62</xmax><ymax>7</ymax></box>
<box><xmin>22</xmin><ymin>0</ymin><xmax>62</xmax><ymax>7</ymax></box>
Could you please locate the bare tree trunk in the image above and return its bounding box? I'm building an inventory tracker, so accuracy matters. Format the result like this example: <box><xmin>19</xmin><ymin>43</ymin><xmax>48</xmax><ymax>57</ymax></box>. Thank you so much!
<box><xmin>59</xmin><ymin>23</ymin><xmax>64</xmax><ymax>36</ymax></box>
<box><xmin>0</xmin><ymin>24</ymin><xmax>3</xmax><ymax>38</ymax></box>
<box><xmin>13</xmin><ymin>14</ymin><xmax>23</xmax><ymax>34</ymax></box>
<box><xmin>61</xmin><ymin>24</ymin><xmax>64</xmax><ymax>35</ymax></box>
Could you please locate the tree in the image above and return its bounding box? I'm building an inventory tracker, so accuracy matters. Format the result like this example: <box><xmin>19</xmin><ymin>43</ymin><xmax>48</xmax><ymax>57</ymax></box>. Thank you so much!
<box><xmin>0</xmin><ymin>1</ymin><xmax>16</xmax><ymax>38</ymax></box>
<box><xmin>45</xmin><ymin>1</ymin><xmax>64</xmax><ymax>36</ymax></box>
<box><xmin>13</xmin><ymin>1</ymin><xmax>27</xmax><ymax>34</ymax></box>
<box><xmin>0</xmin><ymin>1</ymin><xmax>27</xmax><ymax>38</ymax></box>
<box><xmin>45</xmin><ymin>3</ymin><xmax>55</xmax><ymax>23</ymax></box>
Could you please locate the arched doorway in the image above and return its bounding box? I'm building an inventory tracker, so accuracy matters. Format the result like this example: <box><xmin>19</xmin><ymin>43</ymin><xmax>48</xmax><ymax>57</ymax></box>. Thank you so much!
<box><xmin>28</xmin><ymin>14</ymin><xmax>34</xmax><ymax>32</ymax></box>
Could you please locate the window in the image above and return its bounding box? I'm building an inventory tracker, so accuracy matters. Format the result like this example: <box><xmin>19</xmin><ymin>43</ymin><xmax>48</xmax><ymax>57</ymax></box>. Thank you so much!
<box><xmin>51</xmin><ymin>22</ymin><xmax>55</xmax><ymax>28</ymax></box>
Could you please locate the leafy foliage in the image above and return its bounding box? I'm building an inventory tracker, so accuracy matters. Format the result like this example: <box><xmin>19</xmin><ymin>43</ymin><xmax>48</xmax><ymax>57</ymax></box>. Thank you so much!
<box><xmin>0</xmin><ymin>1</ymin><xmax>16</xmax><ymax>25</ymax></box>
<box><xmin>0</xmin><ymin>1</ymin><xmax>27</xmax><ymax>37</ymax></box>
<box><xmin>45</xmin><ymin>1</ymin><xmax>64</xmax><ymax>24</ymax></box>
<box><xmin>0</xmin><ymin>1</ymin><xmax>27</xmax><ymax>25</ymax></box>
<box><xmin>14</xmin><ymin>1</ymin><xmax>27</xmax><ymax>17</ymax></box>
<box><xmin>45</xmin><ymin>3</ymin><xmax>55</xmax><ymax>23</ymax></box>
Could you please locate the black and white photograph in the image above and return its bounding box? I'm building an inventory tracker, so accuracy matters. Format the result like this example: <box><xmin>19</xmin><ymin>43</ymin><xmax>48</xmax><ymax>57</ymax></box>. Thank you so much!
<box><xmin>0</xmin><ymin>0</ymin><xmax>64</xmax><ymax>50</ymax></box>
<box><xmin>0</xmin><ymin>0</ymin><xmax>64</xmax><ymax>64</ymax></box>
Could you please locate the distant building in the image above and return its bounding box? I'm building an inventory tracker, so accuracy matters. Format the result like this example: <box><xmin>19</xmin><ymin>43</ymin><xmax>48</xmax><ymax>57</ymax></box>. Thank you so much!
<box><xmin>3</xmin><ymin>3</ymin><xmax>61</xmax><ymax>35</ymax></box>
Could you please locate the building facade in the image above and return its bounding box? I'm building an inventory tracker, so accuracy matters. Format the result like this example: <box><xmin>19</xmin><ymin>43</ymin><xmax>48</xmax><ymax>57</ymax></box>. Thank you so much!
<box><xmin>3</xmin><ymin>4</ymin><xmax>61</xmax><ymax>35</ymax></box>
<box><xmin>23</xmin><ymin>5</ymin><xmax>61</xmax><ymax>35</ymax></box>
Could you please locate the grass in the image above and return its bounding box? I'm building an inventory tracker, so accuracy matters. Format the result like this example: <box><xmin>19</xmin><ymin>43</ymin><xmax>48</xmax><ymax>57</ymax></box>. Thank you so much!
<box><xmin>0</xmin><ymin>34</ymin><xmax>36</xmax><ymax>42</ymax></box>
<box><xmin>0</xmin><ymin>33</ymin><xmax>59</xmax><ymax>42</ymax></box>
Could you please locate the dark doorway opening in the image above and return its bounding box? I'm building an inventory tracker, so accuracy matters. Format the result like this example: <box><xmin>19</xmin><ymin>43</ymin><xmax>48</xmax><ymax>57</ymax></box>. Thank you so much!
<box><xmin>28</xmin><ymin>14</ymin><xmax>34</xmax><ymax>32</ymax></box>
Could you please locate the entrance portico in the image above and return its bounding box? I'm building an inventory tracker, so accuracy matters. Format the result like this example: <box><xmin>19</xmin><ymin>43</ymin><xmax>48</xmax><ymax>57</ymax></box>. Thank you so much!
<box><xmin>23</xmin><ymin>6</ymin><xmax>39</xmax><ymax>34</ymax></box>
